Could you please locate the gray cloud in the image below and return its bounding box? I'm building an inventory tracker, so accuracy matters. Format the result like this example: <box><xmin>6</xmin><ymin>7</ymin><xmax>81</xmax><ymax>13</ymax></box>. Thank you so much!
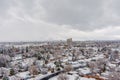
<box><xmin>39</xmin><ymin>0</ymin><xmax>104</xmax><ymax>30</ymax></box>
<box><xmin>1</xmin><ymin>0</ymin><xmax>120</xmax><ymax>30</ymax></box>
<box><xmin>38</xmin><ymin>0</ymin><xmax>120</xmax><ymax>30</ymax></box>
<box><xmin>0</xmin><ymin>0</ymin><xmax>120</xmax><ymax>41</ymax></box>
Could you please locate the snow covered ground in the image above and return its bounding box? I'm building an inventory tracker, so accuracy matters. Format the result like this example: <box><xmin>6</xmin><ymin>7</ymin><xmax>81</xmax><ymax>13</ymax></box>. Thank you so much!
<box><xmin>49</xmin><ymin>74</ymin><xmax>95</xmax><ymax>80</ymax></box>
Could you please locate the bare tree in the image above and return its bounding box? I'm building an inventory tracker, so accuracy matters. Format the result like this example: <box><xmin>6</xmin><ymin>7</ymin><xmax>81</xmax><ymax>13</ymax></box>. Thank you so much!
<box><xmin>75</xmin><ymin>76</ymin><xmax>81</xmax><ymax>80</ymax></box>
<box><xmin>107</xmin><ymin>72</ymin><xmax>120</xmax><ymax>80</ymax></box>
<box><xmin>64</xmin><ymin>65</ymin><xmax>73</xmax><ymax>72</ymax></box>
<box><xmin>0</xmin><ymin>54</ymin><xmax>11</xmax><ymax>67</ymax></box>
<box><xmin>28</xmin><ymin>65</ymin><xmax>38</xmax><ymax>76</ymax></box>
<box><xmin>88</xmin><ymin>58</ymin><xmax>107</xmax><ymax>75</ymax></box>
<box><xmin>87</xmin><ymin>62</ymin><xmax>97</xmax><ymax>74</ymax></box>
<box><xmin>96</xmin><ymin>59</ymin><xmax>107</xmax><ymax>74</ymax></box>
<box><xmin>57</xmin><ymin>74</ymin><xmax>68</xmax><ymax>80</ymax></box>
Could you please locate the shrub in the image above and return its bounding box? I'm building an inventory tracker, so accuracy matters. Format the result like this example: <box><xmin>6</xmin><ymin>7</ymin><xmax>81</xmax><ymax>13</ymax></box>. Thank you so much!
<box><xmin>10</xmin><ymin>69</ymin><xmax>15</xmax><ymax>76</ymax></box>
<box><xmin>64</xmin><ymin>65</ymin><xmax>73</xmax><ymax>72</ymax></box>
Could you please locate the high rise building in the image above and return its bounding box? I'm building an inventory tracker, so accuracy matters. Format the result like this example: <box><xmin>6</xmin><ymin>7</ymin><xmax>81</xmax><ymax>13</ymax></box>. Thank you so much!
<box><xmin>67</xmin><ymin>38</ymin><xmax>72</xmax><ymax>47</ymax></box>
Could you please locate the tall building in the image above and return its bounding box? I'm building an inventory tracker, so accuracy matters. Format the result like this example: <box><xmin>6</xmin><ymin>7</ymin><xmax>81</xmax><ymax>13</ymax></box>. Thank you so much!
<box><xmin>67</xmin><ymin>38</ymin><xmax>73</xmax><ymax>47</ymax></box>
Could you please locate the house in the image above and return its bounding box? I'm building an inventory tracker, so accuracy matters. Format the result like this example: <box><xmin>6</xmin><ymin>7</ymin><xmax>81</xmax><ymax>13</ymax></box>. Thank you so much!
<box><xmin>0</xmin><ymin>67</ymin><xmax>11</xmax><ymax>77</ymax></box>
<box><xmin>12</xmin><ymin>54</ymin><xmax>22</xmax><ymax>61</ymax></box>
<box><xmin>15</xmin><ymin>71</ymin><xmax>31</xmax><ymax>80</ymax></box>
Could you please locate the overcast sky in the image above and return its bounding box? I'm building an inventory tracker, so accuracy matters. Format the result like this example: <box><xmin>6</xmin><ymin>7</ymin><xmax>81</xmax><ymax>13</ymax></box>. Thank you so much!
<box><xmin>0</xmin><ymin>0</ymin><xmax>120</xmax><ymax>41</ymax></box>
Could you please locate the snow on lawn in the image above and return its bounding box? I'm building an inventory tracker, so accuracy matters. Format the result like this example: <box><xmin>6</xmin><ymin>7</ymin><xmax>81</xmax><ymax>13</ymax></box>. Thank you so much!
<box><xmin>77</xmin><ymin>67</ymin><xmax>91</xmax><ymax>75</ymax></box>
<box><xmin>28</xmin><ymin>72</ymin><xmax>54</xmax><ymax>80</ymax></box>
<box><xmin>80</xmin><ymin>77</ymin><xmax>96</xmax><ymax>80</ymax></box>
<box><xmin>15</xmin><ymin>71</ymin><xmax>31</xmax><ymax>79</ymax></box>
<box><xmin>49</xmin><ymin>74</ymin><xmax>95</xmax><ymax>80</ymax></box>
<box><xmin>77</xmin><ymin>54</ymin><xmax>105</xmax><ymax>62</ymax></box>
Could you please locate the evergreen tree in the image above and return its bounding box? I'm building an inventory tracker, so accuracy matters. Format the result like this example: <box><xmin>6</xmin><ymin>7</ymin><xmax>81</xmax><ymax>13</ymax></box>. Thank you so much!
<box><xmin>2</xmin><ymin>76</ymin><xmax>9</xmax><ymax>80</ymax></box>
<box><xmin>10</xmin><ymin>69</ymin><xmax>15</xmax><ymax>76</ymax></box>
